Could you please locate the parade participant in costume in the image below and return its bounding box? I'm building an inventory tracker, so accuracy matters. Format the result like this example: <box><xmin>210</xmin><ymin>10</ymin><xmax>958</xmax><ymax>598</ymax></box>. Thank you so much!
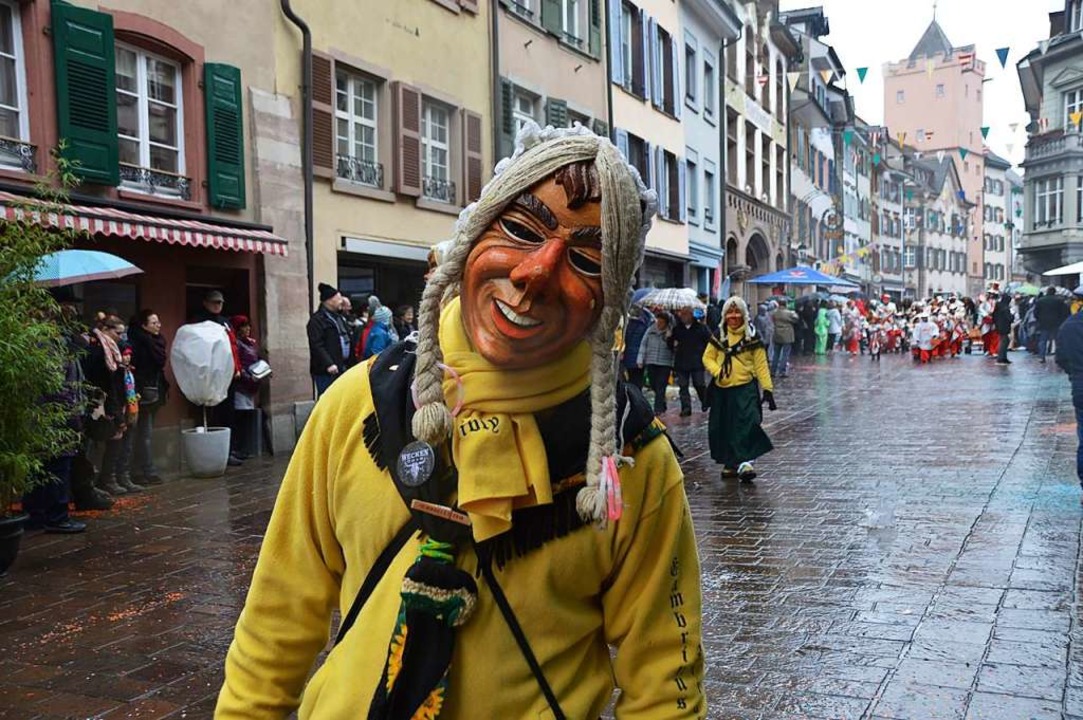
<box><xmin>980</xmin><ymin>290</ymin><xmax>1000</xmax><ymax>357</ymax></box>
<box><xmin>702</xmin><ymin>297</ymin><xmax>775</xmax><ymax>482</ymax></box>
<box><xmin>866</xmin><ymin>315</ymin><xmax>883</xmax><ymax>361</ymax></box>
<box><xmin>913</xmin><ymin>313</ymin><xmax>940</xmax><ymax>364</ymax></box>
<box><xmin>216</xmin><ymin>124</ymin><xmax>704</xmax><ymax>719</ymax></box>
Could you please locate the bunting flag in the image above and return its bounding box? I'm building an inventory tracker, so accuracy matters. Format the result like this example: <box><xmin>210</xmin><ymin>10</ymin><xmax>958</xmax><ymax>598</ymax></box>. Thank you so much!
<box><xmin>857</xmin><ymin>67</ymin><xmax>868</xmax><ymax>83</ymax></box>
<box><xmin>957</xmin><ymin>51</ymin><xmax>975</xmax><ymax>68</ymax></box>
<box><xmin>1006</xmin><ymin>143</ymin><xmax>1014</xmax><ymax>154</ymax></box>
<box><xmin>757</xmin><ymin>75</ymin><xmax>769</xmax><ymax>88</ymax></box>
<box><xmin>996</xmin><ymin>47</ymin><xmax>1010</xmax><ymax>68</ymax></box>
<box><xmin>820</xmin><ymin>69</ymin><xmax>833</xmax><ymax>84</ymax></box>
<box><xmin>959</xmin><ymin>148</ymin><xmax>969</xmax><ymax>160</ymax></box>
<box><xmin>937</xmin><ymin>150</ymin><xmax>946</xmax><ymax>162</ymax></box>
<box><xmin>897</xmin><ymin>131</ymin><xmax>907</xmax><ymax>145</ymax></box>
<box><xmin>872</xmin><ymin>153</ymin><xmax>881</xmax><ymax>165</ymax></box>
<box><xmin>1072</xmin><ymin>111</ymin><xmax>1083</xmax><ymax>128</ymax></box>
<box><xmin>843</xmin><ymin>128</ymin><xmax>854</xmax><ymax>145</ymax></box>
<box><xmin>1009</xmin><ymin>122</ymin><xmax>1019</xmax><ymax>133</ymax></box>
<box><xmin>1039</xmin><ymin>39</ymin><xmax>1050</xmax><ymax>55</ymax></box>
<box><xmin>926</xmin><ymin>59</ymin><xmax>936</xmax><ymax>77</ymax></box>
<box><xmin>788</xmin><ymin>71</ymin><xmax>801</xmax><ymax>91</ymax></box>
<box><xmin>981</xmin><ymin>126</ymin><xmax>990</xmax><ymax>139</ymax></box>
<box><xmin>906</xmin><ymin>190</ymin><xmax>915</xmax><ymax>201</ymax></box>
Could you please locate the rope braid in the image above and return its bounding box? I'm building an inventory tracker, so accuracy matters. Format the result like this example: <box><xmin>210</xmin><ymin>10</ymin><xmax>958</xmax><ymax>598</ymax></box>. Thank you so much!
<box><xmin>411</xmin><ymin>123</ymin><xmax>656</xmax><ymax>527</ymax></box>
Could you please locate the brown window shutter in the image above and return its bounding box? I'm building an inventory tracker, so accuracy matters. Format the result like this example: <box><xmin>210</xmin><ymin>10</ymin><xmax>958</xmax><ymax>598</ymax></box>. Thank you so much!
<box><xmin>461</xmin><ymin>109</ymin><xmax>484</xmax><ymax>204</ymax></box>
<box><xmin>459</xmin><ymin>0</ymin><xmax>479</xmax><ymax>12</ymax></box>
<box><xmin>393</xmin><ymin>82</ymin><xmax>423</xmax><ymax>197</ymax></box>
<box><xmin>312</xmin><ymin>51</ymin><xmax>335</xmax><ymax>179</ymax></box>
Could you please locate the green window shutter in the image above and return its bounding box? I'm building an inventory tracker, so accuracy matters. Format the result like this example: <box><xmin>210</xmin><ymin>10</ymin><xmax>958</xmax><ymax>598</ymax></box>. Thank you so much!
<box><xmin>545</xmin><ymin>97</ymin><xmax>567</xmax><ymax>128</ymax></box>
<box><xmin>588</xmin><ymin>0</ymin><xmax>602</xmax><ymax>57</ymax></box>
<box><xmin>51</xmin><ymin>1</ymin><xmax>118</xmax><ymax>185</ymax></box>
<box><xmin>499</xmin><ymin>78</ymin><xmax>515</xmax><ymax>159</ymax></box>
<box><xmin>205</xmin><ymin>63</ymin><xmax>246</xmax><ymax>209</ymax></box>
<box><xmin>591</xmin><ymin>118</ymin><xmax>609</xmax><ymax>139</ymax></box>
<box><xmin>540</xmin><ymin>0</ymin><xmax>561</xmax><ymax>36</ymax></box>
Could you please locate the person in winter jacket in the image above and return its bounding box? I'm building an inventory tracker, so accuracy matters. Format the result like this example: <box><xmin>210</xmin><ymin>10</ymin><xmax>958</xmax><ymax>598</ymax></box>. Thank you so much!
<box><xmin>637</xmin><ymin>311</ymin><xmax>675</xmax><ymax>414</ymax></box>
<box><xmin>621</xmin><ymin>299</ymin><xmax>652</xmax><ymax>389</ymax></box>
<box><xmin>825</xmin><ymin>301</ymin><xmax>843</xmax><ymax>352</ymax></box>
<box><xmin>753</xmin><ymin>303</ymin><xmax>775</xmax><ymax>358</ymax></box>
<box><xmin>362</xmin><ymin>305</ymin><xmax>395</xmax><ymax>359</ymax></box>
<box><xmin>307</xmin><ymin>282</ymin><xmax>351</xmax><ymax>397</ymax></box>
<box><xmin>670</xmin><ymin>307</ymin><xmax>712</xmax><ymax>416</ymax></box>
<box><xmin>702</xmin><ymin>297</ymin><xmax>774</xmax><ymax>482</ymax></box>
<box><xmin>770</xmin><ymin>299</ymin><xmax>799</xmax><ymax>377</ymax></box>
<box><xmin>1056</xmin><ymin>295</ymin><xmax>1083</xmax><ymax>490</ymax></box>
<box><xmin>83</xmin><ymin>314</ymin><xmax>136</xmax><ymax>497</ymax></box>
<box><xmin>993</xmin><ymin>291</ymin><xmax>1014</xmax><ymax>365</ymax></box>
<box><xmin>128</xmin><ymin>310</ymin><xmax>168</xmax><ymax>485</ymax></box>
<box><xmin>1034</xmin><ymin>287</ymin><xmax>1070</xmax><ymax>363</ymax></box>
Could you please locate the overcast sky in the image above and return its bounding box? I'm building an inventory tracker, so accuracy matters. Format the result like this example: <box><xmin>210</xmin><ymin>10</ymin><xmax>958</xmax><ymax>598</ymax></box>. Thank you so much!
<box><xmin>778</xmin><ymin>0</ymin><xmax>1060</xmax><ymax>169</ymax></box>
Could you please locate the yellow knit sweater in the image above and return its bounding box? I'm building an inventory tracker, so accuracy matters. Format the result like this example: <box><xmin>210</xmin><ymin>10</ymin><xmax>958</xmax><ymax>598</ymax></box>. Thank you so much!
<box><xmin>702</xmin><ymin>327</ymin><xmax>773</xmax><ymax>391</ymax></box>
<box><xmin>215</xmin><ymin>361</ymin><xmax>704</xmax><ymax>719</ymax></box>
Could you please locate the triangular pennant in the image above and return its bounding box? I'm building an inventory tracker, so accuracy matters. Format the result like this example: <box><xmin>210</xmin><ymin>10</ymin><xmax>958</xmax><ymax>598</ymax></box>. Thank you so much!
<box><xmin>1006</xmin><ymin>143</ymin><xmax>1014</xmax><ymax>154</ymax></box>
<box><xmin>757</xmin><ymin>75</ymin><xmax>769</xmax><ymax>88</ymax></box>
<box><xmin>843</xmin><ymin>128</ymin><xmax>854</xmax><ymax>145</ymax></box>
<box><xmin>1039</xmin><ymin>39</ymin><xmax>1050</xmax><ymax>55</ymax></box>
<box><xmin>788</xmin><ymin>71</ymin><xmax>801</xmax><ymax>92</ymax></box>
<box><xmin>820</xmin><ymin>69</ymin><xmax>833</xmax><ymax>84</ymax></box>
<box><xmin>1009</xmin><ymin>122</ymin><xmax>1019</xmax><ymax>132</ymax></box>
<box><xmin>1072</xmin><ymin>110</ymin><xmax>1083</xmax><ymax>128</ymax></box>
<box><xmin>906</xmin><ymin>190</ymin><xmax>915</xmax><ymax>200</ymax></box>
<box><xmin>897</xmin><ymin>131</ymin><xmax>907</xmax><ymax>145</ymax></box>
<box><xmin>959</xmin><ymin>147</ymin><xmax>969</xmax><ymax>160</ymax></box>
<box><xmin>872</xmin><ymin>153</ymin><xmax>881</xmax><ymax>165</ymax></box>
<box><xmin>926</xmin><ymin>59</ymin><xmax>936</xmax><ymax>78</ymax></box>
<box><xmin>981</xmin><ymin>126</ymin><xmax>990</xmax><ymax>139</ymax></box>
<box><xmin>996</xmin><ymin>47</ymin><xmax>1010</xmax><ymax>68</ymax></box>
<box><xmin>937</xmin><ymin>150</ymin><xmax>946</xmax><ymax>162</ymax></box>
<box><xmin>857</xmin><ymin>67</ymin><xmax>868</xmax><ymax>83</ymax></box>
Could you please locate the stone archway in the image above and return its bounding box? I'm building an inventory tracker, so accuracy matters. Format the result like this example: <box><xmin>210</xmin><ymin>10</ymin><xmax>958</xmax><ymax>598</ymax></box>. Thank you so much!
<box><xmin>746</xmin><ymin>232</ymin><xmax>770</xmax><ymax>275</ymax></box>
<box><xmin>775</xmin><ymin>252</ymin><xmax>785</xmax><ymax>272</ymax></box>
<box><xmin>725</xmin><ymin>236</ymin><xmax>739</xmax><ymax>276</ymax></box>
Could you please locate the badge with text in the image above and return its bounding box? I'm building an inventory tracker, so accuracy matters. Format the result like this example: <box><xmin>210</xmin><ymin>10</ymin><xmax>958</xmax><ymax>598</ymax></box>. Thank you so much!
<box><xmin>396</xmin><ymin>441</ymin><xmax>436</xmax><ymax>488</ymax></box>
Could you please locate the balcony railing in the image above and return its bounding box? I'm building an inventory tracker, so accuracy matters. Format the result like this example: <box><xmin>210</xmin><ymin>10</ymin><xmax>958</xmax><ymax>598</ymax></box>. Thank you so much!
<box><xmin>1026</xmin><ymin>130</ymin><xmax>1083</xmax><ymax>161</ymax></box>
<box><xmin>423</xmin><ymin>175</ymin><xmax>456</xmax><ymax>205</ymax></box>
<box><xmin>119</xmin><ymin>164</ymin><xmax>191</xmax><ymax>200</ymax></box>
<box><xmin>0</xmin><ymin>137</ymin><xmax>37</xmax><ymax>174</ymax></box>
<box><xmin>336</xmin><ymin>154</ymin><xmax>384</xmax><ymax>189</ymax></box>
<box><xmin>509</xmin><ymin>1</ymin><xmax>534</xmax><ymax>19</ymax></box>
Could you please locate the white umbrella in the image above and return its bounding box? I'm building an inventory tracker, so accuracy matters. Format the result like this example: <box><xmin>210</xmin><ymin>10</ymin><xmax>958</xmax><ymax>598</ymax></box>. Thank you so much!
<box><xmin>1043</xmin><ymin>260</ymin><xmax>1083</xmax><ymax>276</ymax></box>
<box><xmin>641</xmin><ymin>287</ymin><xmax>704</xmax><ymax>310</ymax></box>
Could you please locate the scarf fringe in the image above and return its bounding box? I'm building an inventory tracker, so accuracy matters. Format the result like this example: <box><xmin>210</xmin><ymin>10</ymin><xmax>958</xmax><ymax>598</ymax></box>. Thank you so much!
<box><xmin>362</xmin><ymin>412</ymin><xmax>385</xmax><ymax>471</ymax></box>
<box><xmin>477</xmin><ymin>487</ymin><xmax>589</xmax><ymax>571</ymax></box>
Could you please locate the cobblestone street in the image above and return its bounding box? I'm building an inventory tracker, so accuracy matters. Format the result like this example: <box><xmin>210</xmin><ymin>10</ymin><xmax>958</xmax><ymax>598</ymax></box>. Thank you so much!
<box><xmin>2</xmin><ymin>352</ymin><xmax>1081</xmax><ymax>719</ymax></box>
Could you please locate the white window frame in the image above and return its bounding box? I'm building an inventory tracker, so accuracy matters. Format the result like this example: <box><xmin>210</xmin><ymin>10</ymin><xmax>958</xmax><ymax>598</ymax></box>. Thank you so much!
<box><xmin>704</xmin><ymin>166</ymin><xmax>716</xmax><ymax>227</ymax></box>
<box><xmin>508</xmin><ymin>0</ymin><xmax>535</xmax><ymax>21</ymax></box>
<box><xmin>896</xmin><ymin>90</ymin><xmax>905</xmax><ymax>104</ymax></box>
<box><xmin>703</xmin><ymin>55</ymin><xmax>716</xmax><ymax>119</ymax></box>
<box><xmin>334</xmin><ymin>69</ymin><xmax>379</xmax><ymax>186</ymax></box>
<box><xmin>115</xmin><ymin>43</ymin><xmax>185</xmax><ymax>194</ymax></box>
<box><xmin>561</xmin><ymin>0</ymin><xmax>581</xmax><ymax>43</ymax></box>
<box><xmin>1035</xmin><ymin>176</ymin><xmax>1064</xmax><ymax>227</ymax></box>
<box><xmin>1065</xmin><ymin>88</ymin><xmax>1083</xmax><ymax>129</ymax></box>
<box><xmin>512</xmin><ymin>90</ymin><xmax>537</xmax><ymax>135</ymax></box>
<box><xmin>684</xmin><ymin>42</ymin><xmax>697</xmax><ymax>103</ymax></box>
<box><xmin>936</xmin><ymin>83</ymin><xmax>945</xmax><ymax>99</ymax></box>
<box><xmin>685</xmin><ymin>156</ymin><xmax>698</xmax><ymax>222</ymax></box>
<box><xmin>620</xmin><ymin>2</ymin><xmax>633</xmax><ymax>89</ymax></box>
<box><xmin>421</xmin><ymin>100</ymin><xmax>452</xmax><ymax>203</ymax></box>
<box><xmin>1072</xmin><ymin>0</ymin><xmax>1083</xmax><ymax>32</ymax></box>
<box><xmin>904</xmin><ymin>246</ymin><xmax>915</xmax><ymax>267</ymax></box>
<box><xmin>0</xmin><ymin>0</ymin><xmax>28</xmax><ymax>154</ymax></box>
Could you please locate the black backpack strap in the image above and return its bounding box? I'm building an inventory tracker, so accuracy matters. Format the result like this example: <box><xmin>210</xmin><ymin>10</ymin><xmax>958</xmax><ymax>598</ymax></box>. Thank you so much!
<box><xmin>334</xmin><ymin>520</ymin><xmax>417</xmax><ymax>646</ymax></box>
<box><xmin>478</xmin><ymin>553</ymin><xmax>567</xmax><ymax>720</ymax></box>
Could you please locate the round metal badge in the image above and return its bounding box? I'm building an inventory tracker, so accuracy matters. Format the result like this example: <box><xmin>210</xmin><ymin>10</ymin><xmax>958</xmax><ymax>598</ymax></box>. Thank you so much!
<box><xmin>396</xmin><ymin>441</ymin><xmax>437</xmax><ymax>488</ymax></box>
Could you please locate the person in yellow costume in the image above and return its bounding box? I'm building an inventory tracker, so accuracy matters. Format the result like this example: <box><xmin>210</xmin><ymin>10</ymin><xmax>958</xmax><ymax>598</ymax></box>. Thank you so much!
<box><xmin>702</xmin><ymin>297</ymin><xmax>776</xmax><ymax>483</ymax></box>
<box><xmin>216</xmin><ymin>123</ymin><xmax>705</xmax><ymax>720</ymax></box>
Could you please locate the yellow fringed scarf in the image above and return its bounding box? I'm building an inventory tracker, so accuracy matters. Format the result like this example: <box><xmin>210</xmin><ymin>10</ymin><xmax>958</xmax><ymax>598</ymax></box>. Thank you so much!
<box><xmin>439</xmin><ymin>298</ymin><xmax>592</xmax><ymax>541</ymax></box>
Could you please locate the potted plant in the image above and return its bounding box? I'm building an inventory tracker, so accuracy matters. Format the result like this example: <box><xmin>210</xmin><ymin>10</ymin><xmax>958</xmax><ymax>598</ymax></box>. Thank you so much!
<box><xmin>0</xmin><ymin>189</ymin><xmax>82</xmax><ymax>575</ymax></box>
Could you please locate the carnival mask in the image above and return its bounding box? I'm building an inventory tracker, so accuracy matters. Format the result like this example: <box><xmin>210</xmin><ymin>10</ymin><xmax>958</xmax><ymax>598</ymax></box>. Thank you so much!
<box><xmin>461</xmin><ymin>171</ymin><xmax>604</xmax><ymax>368</ymax></box>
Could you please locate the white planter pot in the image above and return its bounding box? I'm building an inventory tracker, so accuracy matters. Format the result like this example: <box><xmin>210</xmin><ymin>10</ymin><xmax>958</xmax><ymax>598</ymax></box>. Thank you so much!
<box><xmin>181</xmin><ymin>426</ymin><xmax>232</xmax><ymax>478</ymax></box>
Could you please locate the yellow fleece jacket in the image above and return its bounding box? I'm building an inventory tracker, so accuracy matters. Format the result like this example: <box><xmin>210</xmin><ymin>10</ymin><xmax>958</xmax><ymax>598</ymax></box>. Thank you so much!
<box><xmin>702</xmin><ymin>328</ymin><xmax>773</xmax><ymax>392</ymax></box>
<box><xmin>216</xmin><ymin>360</ymin><xmax>705</xmax><ymax>719</ymax></box>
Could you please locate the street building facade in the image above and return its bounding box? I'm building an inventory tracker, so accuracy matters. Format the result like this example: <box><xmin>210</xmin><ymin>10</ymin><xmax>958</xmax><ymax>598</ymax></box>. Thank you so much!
<box><xmin>884</xmin><ymin>18</ymin><xmax>986</xmax><ymax>296</ymax></box>
<box><xmin>902</xmin><ymin>154</ymin><xmax>972</xmax><ymax>298</ymax></box>
<box><xmin>839</xmin><ymin>122</ymin><xmax>872</xmax><ymax>288</ymax></box>
<box><xmin>4</xmin><ymin>0</ymin><xmax>304</xmax><ymax>464</ymax></box>
<box><xmin>496</xmin><ymin>0</ymin><xmax>610</xmax><ymax>159</ymax></box>
<box><xmin>1008</xmin><ymin>169</ymin><xmax>1030</xmax><ymax>282</ymax></box>
<box><xmin>679</xmin><ymin>0</ymin><xmax>741</xmax><ymax>296</ymax></box>
<box><xmin>983</xmin><ymin>150</ymin><xmax>1012</xmax><ymax>288</ymax></box>
<box><xmin>874</xmin><ymin>139</ymin><xmax>910</xmax><ymax>300</ymax></box>
<box><xmin>722</xmin><ymin>0</ymin><xmax>797</xmax><ymax>300</ymax></box>
<box><xmin>1017</xmin><ymin>0</ymin><xmax>1083</xmax><ymax>273</ymax></box>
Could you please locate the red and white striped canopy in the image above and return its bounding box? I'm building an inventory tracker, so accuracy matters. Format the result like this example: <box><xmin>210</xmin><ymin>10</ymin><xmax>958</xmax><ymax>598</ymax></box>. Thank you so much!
<box><xmin>0</xmin><ymin>191</ymin><xmax>289</xmax><ymax>256</ymax></box>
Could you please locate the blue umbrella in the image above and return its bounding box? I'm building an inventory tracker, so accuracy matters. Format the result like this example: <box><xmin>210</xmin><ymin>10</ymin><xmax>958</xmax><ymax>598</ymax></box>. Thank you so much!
<box><xmin>33</xmin><ymin>249</ymin><xmax>142</xmax><ymax>287</ymax></box>
<box><xmin>746</xmin><ymin>265</ymin><xmax>859</xmax><ymax>287</ymax></box>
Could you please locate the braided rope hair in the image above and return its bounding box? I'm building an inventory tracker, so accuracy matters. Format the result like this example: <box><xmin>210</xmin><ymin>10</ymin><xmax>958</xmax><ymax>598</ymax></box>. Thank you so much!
<box><xmin>410</xmin><ymin>122</ymin><xmax>657</xmax><ymax>527</ymax></box>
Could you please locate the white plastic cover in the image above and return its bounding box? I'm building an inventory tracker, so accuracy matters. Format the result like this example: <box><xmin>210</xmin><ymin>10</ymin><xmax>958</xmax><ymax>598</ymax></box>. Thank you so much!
<box><xmin>170</xmin><ymin>321</ymin><xmax>234</xmax><ymax>407</ymax></box>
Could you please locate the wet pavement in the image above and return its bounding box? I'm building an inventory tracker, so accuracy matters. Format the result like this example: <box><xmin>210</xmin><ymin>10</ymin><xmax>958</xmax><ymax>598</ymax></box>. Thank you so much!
<box><xmin>1</xmin><ymin>350</ymin><xmax>1080</xmax><ymax>719</ymax></box>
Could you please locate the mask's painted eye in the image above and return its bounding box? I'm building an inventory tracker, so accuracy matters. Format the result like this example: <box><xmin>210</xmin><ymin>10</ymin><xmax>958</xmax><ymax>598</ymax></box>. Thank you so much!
<box><xmin>568</xmin><ymin>248</ymin><xmax>601</xmax><ymax>276</ymax></box>
<box><xmin>499</xmin><ymin>218</ymin><xmax>545</xmax><ymax>245</ymax></box>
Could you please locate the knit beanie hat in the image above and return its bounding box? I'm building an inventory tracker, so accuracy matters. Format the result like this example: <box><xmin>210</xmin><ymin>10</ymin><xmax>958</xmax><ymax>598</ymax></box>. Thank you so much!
<box><xmin>411</xmin><ymin>121</ymin><xmax>656</xmax><ymax>527</ymax></box>
<box><xmin>318</xmin><ymin>283</ymin><xmax>340</xmax><ymax>303</ymax></box>
<box><xmin>374</xmin><ymin>305</ymin><xmax>392</xmax><ymax>326</ymax></box>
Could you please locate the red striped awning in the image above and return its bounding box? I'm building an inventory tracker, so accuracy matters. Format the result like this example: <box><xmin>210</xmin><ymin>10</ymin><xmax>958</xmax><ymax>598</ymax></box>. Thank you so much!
<box><xmin>0</xmin><ymin>191</ymin><xmax>289</xmax><ymax>257</ymax></box>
